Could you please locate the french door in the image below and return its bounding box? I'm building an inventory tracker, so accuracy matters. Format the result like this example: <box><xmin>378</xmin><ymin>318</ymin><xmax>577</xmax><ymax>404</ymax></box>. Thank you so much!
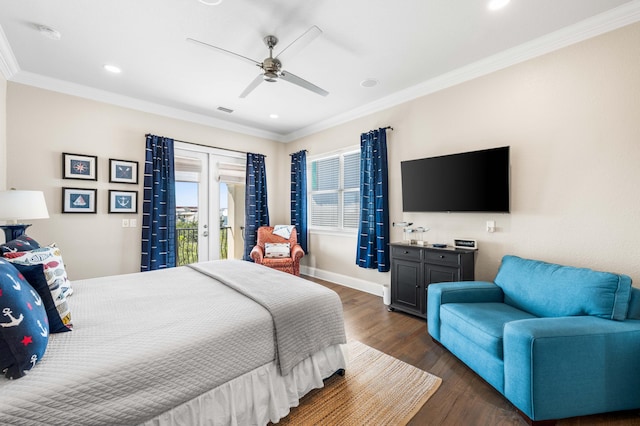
<box><xmin>174</xmin><ymin>142</ymin><xmax>245</xmax><ymax>264</ymax></box>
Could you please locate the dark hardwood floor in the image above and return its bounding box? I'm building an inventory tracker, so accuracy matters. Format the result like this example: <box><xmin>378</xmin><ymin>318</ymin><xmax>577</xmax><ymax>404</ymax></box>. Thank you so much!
<box><xmin>305</xmin><ymin>277</ymin><xmax>640</xmax><ymax>426</ymax></box>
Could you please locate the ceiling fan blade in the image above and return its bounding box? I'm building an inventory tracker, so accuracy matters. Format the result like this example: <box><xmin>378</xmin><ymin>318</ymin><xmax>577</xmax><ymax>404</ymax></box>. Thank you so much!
<box><xmin>186</xmin><ymin>38</ymin><xmax>261</xmax><ymax>67</ymax></box>
<box><xmin>239</xmin><ymin>74</ymin><xmax>265</xmax><ymax>98</ymax></box>
<box><xmin>279</xmin><ymin>70</ymin><xmax>328</xmax><ymax>97</ymax></box>
<box><xmin>275</xmin><ymin>25</ymin><xmax>322</xmax><ymax>61</ymax></box>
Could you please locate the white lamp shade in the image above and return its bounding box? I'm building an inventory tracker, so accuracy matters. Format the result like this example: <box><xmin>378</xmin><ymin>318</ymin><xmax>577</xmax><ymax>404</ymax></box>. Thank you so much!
<box><xmin>0</xmin><ymin>190</ymin><xmax>50</xmax><ymax>223</ymax></box>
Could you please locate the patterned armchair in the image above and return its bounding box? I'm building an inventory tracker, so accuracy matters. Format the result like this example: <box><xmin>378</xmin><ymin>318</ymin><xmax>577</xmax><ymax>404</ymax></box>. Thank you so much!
<box><xmin>250</xmin><ymin>226</ymin><xmax>305</xmax><ymax>276</ymax></box>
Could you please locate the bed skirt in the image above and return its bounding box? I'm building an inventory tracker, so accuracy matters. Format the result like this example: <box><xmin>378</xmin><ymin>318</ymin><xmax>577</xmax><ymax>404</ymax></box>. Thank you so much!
<box><xmin>141</xmin><ymin>343</ymin><xmax>348</xmax><ymax>426</ymax></box>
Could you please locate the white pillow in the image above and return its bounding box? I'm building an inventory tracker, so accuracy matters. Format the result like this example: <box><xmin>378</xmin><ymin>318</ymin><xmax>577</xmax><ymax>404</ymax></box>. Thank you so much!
<box><xmin>264</xmin><ymin>242</ymin><xmax>290</xmax><ymax>258</ymax></box>
<box><xmin>272</xmin><ymin>225</ymin><xmax>295</xmax><ymax>239</ymax></box>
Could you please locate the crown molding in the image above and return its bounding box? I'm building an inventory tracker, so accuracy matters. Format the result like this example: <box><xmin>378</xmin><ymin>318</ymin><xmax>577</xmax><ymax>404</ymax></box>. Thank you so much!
<box><xmin>10</xmin><ymin>71</ymin><xmax>285</xmax><ymax>142</ymax></box>
<box><xmin>282</xmin><ymin>0</ymin><xmax>640</xmax><ymax>142</ymax></box>
<box><xmin>0</xmin><ymin>25</ymin><xmax>19</xmax><ymax>80</ymax></box>
<box><xmin>3</xmin><ymin>1</ymin><xmax>640</xmax><ymax>144</ymax></box>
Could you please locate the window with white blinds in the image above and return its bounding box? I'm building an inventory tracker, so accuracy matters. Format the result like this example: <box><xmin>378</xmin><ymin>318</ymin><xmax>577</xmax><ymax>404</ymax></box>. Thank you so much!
<box><xmin>309</xmin><ymin>149</ymin><xmax>360</xmax><ymax>231</ymax></box>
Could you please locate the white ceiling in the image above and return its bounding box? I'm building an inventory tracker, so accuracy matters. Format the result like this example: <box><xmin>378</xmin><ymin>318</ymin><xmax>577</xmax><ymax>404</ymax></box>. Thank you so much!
<box><xmin>1</xmin><ymin>0</ymin><xmax>639</xmax><ymax>142</ymax></box>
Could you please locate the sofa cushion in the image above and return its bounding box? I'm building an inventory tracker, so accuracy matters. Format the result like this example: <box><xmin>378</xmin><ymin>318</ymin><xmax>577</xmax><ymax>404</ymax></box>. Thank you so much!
<box><xmin>441</xmin><ymin>302</ymin><xmax>537</xmax><ymax>359</ymax></box>
<box><xmin>495</xmin><ymin>255</ymin><xmax>632</xmax><ymax>321</ymax></box>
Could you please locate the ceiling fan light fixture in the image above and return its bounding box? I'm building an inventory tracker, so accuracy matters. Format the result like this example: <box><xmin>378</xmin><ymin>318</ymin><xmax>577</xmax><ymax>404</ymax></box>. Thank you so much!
<box><xmin>199</xmin><ymin>0</ymin><xmax>223</xmax><ymax>5</ymax></box>
<box><xmin>269</xmin><ymin>114</ymin><xmax>279</xmax><ymax>119</ymax></box>
<box><xmin>263</xmin><ymin>72</ymin><xmax>278</xmax><ymax>82</ymax></box>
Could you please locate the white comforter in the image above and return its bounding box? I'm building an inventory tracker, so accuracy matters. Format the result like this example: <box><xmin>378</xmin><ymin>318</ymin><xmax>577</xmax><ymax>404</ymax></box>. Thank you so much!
<box><xmin>0</xmin><ymin>262</ymin><xmax>345</xmax><ymax>425</ymax></box>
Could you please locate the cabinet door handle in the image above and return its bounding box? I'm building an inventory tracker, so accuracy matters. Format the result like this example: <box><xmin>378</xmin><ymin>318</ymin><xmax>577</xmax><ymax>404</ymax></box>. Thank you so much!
<box><xmin>439</xmin><ymin>255</ymin><xmax>445</xmax><ymax>259</ymax></box>
<box><xmin>404</xmin><ymin>251</ymin><xmax>409</xmax><ymax>254</ymax></box>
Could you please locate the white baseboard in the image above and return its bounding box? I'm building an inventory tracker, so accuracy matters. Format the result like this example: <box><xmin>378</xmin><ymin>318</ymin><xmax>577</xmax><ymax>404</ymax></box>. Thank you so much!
<box><xmin>301</xmin><ymin>265</ymin><xmax>384</xmax><ymax>297</ymax></box>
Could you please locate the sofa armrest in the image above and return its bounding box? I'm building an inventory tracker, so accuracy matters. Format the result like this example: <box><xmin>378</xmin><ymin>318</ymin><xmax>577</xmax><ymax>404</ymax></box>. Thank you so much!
<box><xmin>504</xmin><ymin>316</ymin><xmax>640</xmax><ymax>421</ymax></box>
<box><xmin>427</xmin><ymin>281</ymin><xmax>503</xmax><ymax>341</ymax></box>
<box><xmin>250</xmin><ymin>246</ymin><xmax>264</xmax><ymax>263</ymax></box>
<box><xmin>291</xmin><ymin>244</ymin><xmax>304</xmax><ymax>261</ymax></box>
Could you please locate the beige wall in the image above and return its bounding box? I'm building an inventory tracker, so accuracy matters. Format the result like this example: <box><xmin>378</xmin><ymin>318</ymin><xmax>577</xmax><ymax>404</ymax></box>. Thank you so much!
<box><xmin>0</xmin><ymin>73</ymin><xmax>6</xmax><ymax>191</ymax></box>
<box><xmin>289</xmin><ymin>22</ymin><xmax>640</xmax><ymax>287</ymax></box>
<box><xmin>6</xmin><ymin>84</ymin><xmax>285</xmax><ymax>279</ymax></box>
<box><xmin>4</xmin><ymin>22</ymin><xmax>640</xmax><ymax>289</ymax></box>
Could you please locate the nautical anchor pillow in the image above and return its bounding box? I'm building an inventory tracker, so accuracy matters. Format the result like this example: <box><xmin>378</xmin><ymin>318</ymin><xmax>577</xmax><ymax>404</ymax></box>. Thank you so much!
<box><xmin>0</xmin><ymin>234</ymin><xmax>41</xmax><ymax>255</ymax></box>
<box><xmin>12</xmin><ymin>263</ymin><xmax>73</xmax><ymax>333</ymax></box>
<box><xmin>0</xmin><ymin>259</ymin><xmax>49</xmax><ymax>380</ymax></box>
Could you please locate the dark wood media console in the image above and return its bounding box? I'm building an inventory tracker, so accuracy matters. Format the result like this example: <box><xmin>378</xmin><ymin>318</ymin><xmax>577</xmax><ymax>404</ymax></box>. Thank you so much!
<box><xmin>389</xmin><ymin>242</ymin><xmax>476</xmax><ymax>318</ymax></box>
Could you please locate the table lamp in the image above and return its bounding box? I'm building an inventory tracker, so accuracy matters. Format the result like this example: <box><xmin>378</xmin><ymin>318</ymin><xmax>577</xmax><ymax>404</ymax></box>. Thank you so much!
<box><xmin>0</xmin><ymin>189</ymin><xmax>50</xmax><ymax>242</ymax></box>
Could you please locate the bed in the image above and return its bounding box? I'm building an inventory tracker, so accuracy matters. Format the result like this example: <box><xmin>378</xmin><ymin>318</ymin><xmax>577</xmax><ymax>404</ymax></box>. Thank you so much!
<box><xmin>0</xmin><ymin>260</ymin><xmax>347</xmax><ymax>425</ymax></box>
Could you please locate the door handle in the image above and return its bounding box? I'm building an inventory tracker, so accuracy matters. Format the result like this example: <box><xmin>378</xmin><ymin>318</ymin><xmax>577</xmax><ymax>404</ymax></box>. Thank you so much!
<box><xmin>202</xmin><ymin>231</ymin><xmax>209</xmax><ymax>237</ymax></box>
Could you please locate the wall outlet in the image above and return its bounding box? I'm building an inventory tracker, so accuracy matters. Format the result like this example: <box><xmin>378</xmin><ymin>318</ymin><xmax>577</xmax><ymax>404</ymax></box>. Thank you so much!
<box><xmin>122</xmin><ymin>219</ymin><xmax>129</xmax><ymax>228</ymax></box>
<box><xmin>130</xmin><ymin>218</ymin><xmax>137</xmax><ymax>228</ymax></box>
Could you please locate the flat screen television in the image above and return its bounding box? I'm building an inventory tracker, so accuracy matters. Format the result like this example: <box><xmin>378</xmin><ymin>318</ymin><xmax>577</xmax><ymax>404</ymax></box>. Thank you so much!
<box><xmin>401</xmin><ymin>146</ymin><xmax>510</xmax><ymax>213</ymax></box>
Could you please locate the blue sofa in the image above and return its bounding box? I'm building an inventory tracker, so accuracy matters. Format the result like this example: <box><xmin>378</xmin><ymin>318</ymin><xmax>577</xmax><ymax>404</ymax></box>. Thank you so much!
<box><xmin>427</xmin><ymin>255</ymin><xmax>640</xmax><ymax>423</ymax></box>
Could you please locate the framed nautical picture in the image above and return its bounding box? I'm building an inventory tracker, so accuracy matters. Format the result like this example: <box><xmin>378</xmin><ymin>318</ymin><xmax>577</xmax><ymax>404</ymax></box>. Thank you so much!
<box><xmin>109</xmin><ymin>158</ymin><xmax>139</xmax><ymax>184</ymax></box>
<box><xmin>63</xmin><ymin>153</ymin><xmax>98</xmax><ymax>181</ymax></box>
<box><xmin>109</xmin><ymin>190</ymin><xmax>137</xmax><ymax>214</ymax></box>
<box><xmin>62</xmin><ymin>188</ymin><xmax>97</xmax><ymax>213</ymax></box>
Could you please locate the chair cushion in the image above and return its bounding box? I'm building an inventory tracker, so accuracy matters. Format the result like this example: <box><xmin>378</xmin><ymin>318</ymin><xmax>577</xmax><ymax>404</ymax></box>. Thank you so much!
<box><xmin>265</xmin><ymin>243</ymin><xmax>290</xmax><ymax>258</ymax></box>
<box><xmin>495</xmin><ymin>255</ymin><xmax>632</xmax><ymax>321</ymax></box>
<box><xmin>440</xmin><ymin>302</ymin><xmax>537</xmax><ymax>359</ymax></box>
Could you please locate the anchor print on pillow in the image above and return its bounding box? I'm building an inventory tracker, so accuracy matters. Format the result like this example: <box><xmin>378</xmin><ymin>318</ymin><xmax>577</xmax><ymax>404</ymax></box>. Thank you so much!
<box><xmin>0</xmin><ymin>258</ymin><xmax>49</xmax><ymax>379</ymax></box>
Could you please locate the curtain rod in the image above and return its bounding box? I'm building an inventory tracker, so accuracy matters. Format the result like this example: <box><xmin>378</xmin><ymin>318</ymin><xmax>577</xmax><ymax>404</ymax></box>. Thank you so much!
<box><xmin>365</xmin><ymin>126</ymin><xmax>393</xmax><ymax>134</ymax></box>
<box><xmin>145</xmin><ymin>133</ymin><xmax>265</xmax><ymax>157</ymax></box>
<box><xmin>290</xmin><ymin>126</ymin><xmax>393</xmax><ymax>156</ymax></box>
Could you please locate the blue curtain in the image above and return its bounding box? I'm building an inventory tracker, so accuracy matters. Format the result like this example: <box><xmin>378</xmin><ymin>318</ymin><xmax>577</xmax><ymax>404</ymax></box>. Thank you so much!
<box><xmin>357</xmin><ymin>128</ymin><xmax>390</xmax><ymax>272</ymax></box>
<box><xmin>243</xmin><ymin>153</ymin><xmax>270</xmax><ymax>261</ymax></box>
<box><xmin>290</xmin><ymin>150</ymin><xmax>308</xmax><ymax>253</ymax></box>
<box><xmin>141</xmin><ymin>134</ymin><xmax>176</xmax><ymax>271</ymax></box>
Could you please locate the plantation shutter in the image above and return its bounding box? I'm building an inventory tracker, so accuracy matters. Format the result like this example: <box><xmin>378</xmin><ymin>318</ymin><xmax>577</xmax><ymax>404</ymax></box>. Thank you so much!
<box><xmin>311</xmin><ymin>156</ymin><xmax>339</xmax><ymax>227</ymax></box>
<box><xmin>343</xmin><ymin>152</ymin><xmax>360</xmax><ymax>229</ymax></box>
<box><xmin>309</xmin><ymin>150</ymin><xmax>361</xmax><ymax>230</ymax></box>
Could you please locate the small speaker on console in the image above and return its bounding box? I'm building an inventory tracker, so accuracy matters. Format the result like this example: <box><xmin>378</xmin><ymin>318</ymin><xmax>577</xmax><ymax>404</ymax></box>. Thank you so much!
<box><xmin>454</xmin><ymin>238</ymin><xmax>477</xmax><ymax>250</ymax></box>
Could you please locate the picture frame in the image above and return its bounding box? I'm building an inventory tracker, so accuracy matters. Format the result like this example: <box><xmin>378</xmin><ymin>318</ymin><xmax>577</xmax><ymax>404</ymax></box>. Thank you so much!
<box><xmin>62</xmin><ymin>188</ymin><xmax>97</xmax><ymax>213</ymax></box>
<box><xmin>109</xmin><ymin>158</ymin><xmax>139</xmax><ymax>184</ymax></box>
<box><xmin>63</xmin><ymin>153</ymin><xmax>98</xmax><ymax>181</ymax></box>
<box><xmin>109</xmin><ymin>190</ymin><xmax>138</xmax><ymax>214</ymax></box>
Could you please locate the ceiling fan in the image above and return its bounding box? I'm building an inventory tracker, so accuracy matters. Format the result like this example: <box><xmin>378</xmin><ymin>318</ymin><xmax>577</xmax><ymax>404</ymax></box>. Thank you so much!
<box><xmin>187</xmin><ymin>26</ymin><xmax>329</xmax><ymax>98</ymax></box>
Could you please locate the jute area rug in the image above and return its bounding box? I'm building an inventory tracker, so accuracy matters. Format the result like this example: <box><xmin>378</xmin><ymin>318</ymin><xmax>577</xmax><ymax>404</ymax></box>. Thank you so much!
<box><xmin>276</xmin><ymin>340</ymin><xmax>442</xmax><ymax>425</ymax></box>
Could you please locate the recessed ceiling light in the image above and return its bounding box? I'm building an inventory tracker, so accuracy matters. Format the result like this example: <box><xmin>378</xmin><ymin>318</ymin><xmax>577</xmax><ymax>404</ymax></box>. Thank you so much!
<box><xmin>488</xmin><ymin>0</ymin><xmax>510</xmax><ymax>11</ymax></box>
<box><xmin>199</xmin><ymin>0</ymin><xmax>223</xmax><ymax>5</ymax></box>
<box><xmin>360</xmin><ymin>78</ymin><xmax>379</xmax><ymax>88</ymax></box>
<box><xmin>36</xmin><ymin>24</ymin><xmax>61</xmax><ymax>41</ymax></box>
<box><xmin>103</xmin><ymin>64</ymin><xmax>122</xmax><ymax>74</ymax></box>
<box><xmin>269</xmin><ymin>114</ymin><xmax>279</xmax><ymax>119</ymax></box>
